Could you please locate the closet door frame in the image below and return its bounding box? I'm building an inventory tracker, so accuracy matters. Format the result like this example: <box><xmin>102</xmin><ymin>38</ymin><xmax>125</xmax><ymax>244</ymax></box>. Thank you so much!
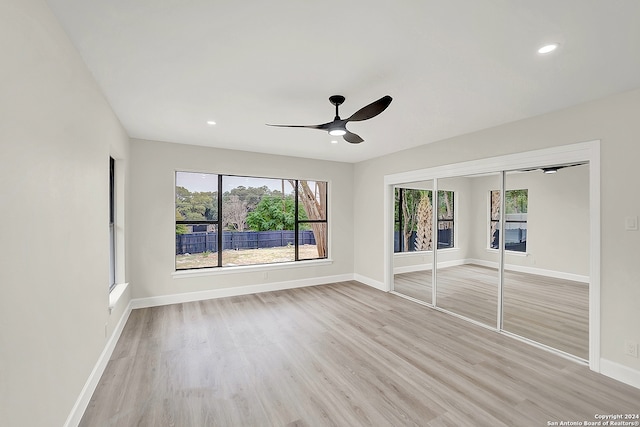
<box><xmin>383</xmin><ymin>140</ymin><xmax>600</xmax><ymax>371</ymax></box>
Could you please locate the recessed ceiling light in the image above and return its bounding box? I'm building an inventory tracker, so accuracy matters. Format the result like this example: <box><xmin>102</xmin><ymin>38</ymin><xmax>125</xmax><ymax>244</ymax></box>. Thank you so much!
<box><xmin>331</xmin><ymin>140</ymin><xmax>338</xmax><ymax>144</ymax></box>
<box><xmin>538</xmin><ymin>43</ymin><xmax>559</xmax><ymax>54</ymax></box>
<box><xmin>206</xmin><ymin>120</ymin><xmax>216</xmax><ymax>126</ymax></box>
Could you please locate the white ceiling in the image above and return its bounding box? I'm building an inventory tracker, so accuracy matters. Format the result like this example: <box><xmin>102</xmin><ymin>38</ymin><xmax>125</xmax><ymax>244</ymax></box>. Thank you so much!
<box><xmin>46</xmin><ymin>0</ymin><xmax>640</xmax><ymax>163</ymax></box>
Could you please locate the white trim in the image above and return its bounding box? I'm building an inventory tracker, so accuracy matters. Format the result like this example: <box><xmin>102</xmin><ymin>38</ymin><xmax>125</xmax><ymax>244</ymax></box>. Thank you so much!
<box><xmin>486</xmin><ymin>248</ymin><xmax>529</xmax><ymax>257</ymax></box>
<box><xmin>394</xmin><ymin>264</ymin><xmax>432</xmax><ymax>274</ymax></box>
<box><xmin>465</xmin><ymin>258</ymin><xmax>589</xmax><ymax>283</ymax></box>
<box><xmin>383</xmin><ymin>141</ymin><xmax>598</xmax><ymax>185</ymax></box>
<box><xmin>588</xmin><ymin>142</ymin><xmax>601</xmax><ymax>372</ymax></box>
<box><xmin>503</xmin><ymin>264</ymin><xmax>589</xmax><ymax>284</ymax></box>
<box><xmin>132</xmin><ymin>274</ymin><xmax>353</xmax><ymax>309</ymax></box>
<box><xmin>501</xmin><ymin>330</ymin><xmax>588</xmax><ymax>365</ymax></box>
<box><xmin>172</xmin><ymin>258</ymin><xmax>333</xmax><ymax>279</ymax></box>
<box><xmin>64</xmin><ymin>300</ymin><xmax>133</xmax><ymax>427</ymax></box>
<box><xmin>108</xmin><ymin>282</ymin><xmax>129</xmax><ymax>313</ymax></box>
<box><xmin>354</xmin><ymin>273</ymin><xmax>387</xmax><ymax>292</ymax></box>
<box><xmin>393</xmin><ymin>258</ymin><xmax>465</xmax><ymax>275</ymax></box>
<box><xmin>393</xmin><ymin>250</ymin><xmax>432</xmax><ymax>259</ymax></box>
<box><xmin>383</xmin><ymin>182</ymin><xmax>394</xmax><ymax>294</ymax></box>
<box><xmin>600</xmin><ymin>358</ymin><xmax>640</xmax><ymax>389</ymax></box>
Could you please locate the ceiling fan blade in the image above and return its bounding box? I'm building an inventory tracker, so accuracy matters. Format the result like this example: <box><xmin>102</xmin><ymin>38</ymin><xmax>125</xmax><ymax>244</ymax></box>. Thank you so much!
<box><xmin>343</xmin><ymin>130</ymin><xmax>364</xmax><ymax>144</ymax></box>
<box><xmin>346</xmin><ymin>95</ymin><xmax>392</xmax><ymax>122</ymax></box>
<box><xmin>266</xmin><ymin>123</ymin><xmax>330</xmax><ymax>130</ymax></box>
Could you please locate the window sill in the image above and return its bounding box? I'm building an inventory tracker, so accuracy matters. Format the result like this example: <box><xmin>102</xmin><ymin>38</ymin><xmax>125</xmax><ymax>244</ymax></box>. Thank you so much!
<box><xmin>108</xmin><ymin>282</ymin><xmax>129</xmax><ymax>313</ymax></box>
<box><xmin>393</xmin><ymin>247</ymin><xmax>458</xmax><ymax>258</ymax></box>
<box><xmin>486</xmin><ymin>248</ymin><xmax>529</xmax><ymax>257</ymax></box>
<box><xmin>172</xmin><ymin>258</ymin><xmax>334</xmax><ymax>279</ymax></box>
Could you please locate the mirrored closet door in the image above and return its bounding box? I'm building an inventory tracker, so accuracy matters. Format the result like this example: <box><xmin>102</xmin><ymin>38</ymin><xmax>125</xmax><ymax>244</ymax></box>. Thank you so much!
<box><xmin>501</xmin><ymin>165</ymin><xmax>590</xmax><ymax>359</ymax></box>
<box><xmin>392</xmin><ymin>181</ymin><xmax>434</xmax><ymax>304</ymax></box>
<box><xmin>389</xmin><ymin>158</ymin><xmax>591</xmax><ymax>362</ymax></box>
<box><xmin>435</xmin><ymin>173</ymin><xmax>500</xmax><ymax>327</ymax></box>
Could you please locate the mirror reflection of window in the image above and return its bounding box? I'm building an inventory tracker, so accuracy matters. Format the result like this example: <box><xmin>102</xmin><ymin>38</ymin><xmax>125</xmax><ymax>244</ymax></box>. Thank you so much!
<box><xmin>489</xmin><ymin>189</ymin><xmax>528</xmax><ymax>252</ymax></box>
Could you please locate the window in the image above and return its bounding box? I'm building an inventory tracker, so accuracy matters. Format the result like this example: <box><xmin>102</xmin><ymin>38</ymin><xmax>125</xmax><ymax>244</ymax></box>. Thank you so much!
<box><xmin>109</xmin><ymin>157</ymin><xmax>116</xmax><ymax>290</ymax></box>
<box><xmin>490</xmin><ymin>189</ymin><xmax>528</xmax><ymax>252</ymax></box>
<box><xmin>394</xmin><ymin>188</ymin><xmax>454</xmax><ymax>252</ymax></box>
<box><xmin>175</xmin><ymin>172</ymin><xmax>327</xmax><ymax>270</ymax></box>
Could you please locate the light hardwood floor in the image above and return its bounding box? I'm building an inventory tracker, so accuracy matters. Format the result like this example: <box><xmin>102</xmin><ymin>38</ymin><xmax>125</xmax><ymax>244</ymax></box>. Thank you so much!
<box><xmin>394</xmin><ymin>264</ymin><xmax>589</xmax><ymax>359</ymax></box>
<box><xmin>81</xmin><ymin>281</ymin><xmax>638</xmax><ymax>426</ymax></box>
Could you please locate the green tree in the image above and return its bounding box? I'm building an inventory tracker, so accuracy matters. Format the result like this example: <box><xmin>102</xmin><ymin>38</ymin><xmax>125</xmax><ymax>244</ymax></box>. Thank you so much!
<box><xmin>175</xmin><ymin>186</ymin><xmax>217</xmax><ymax>220</ymax></box>
<box><xmin>506</xmin><ymin>189</ymin><xmax>528</xmax><ymax>213</ymax></box>
<box><xmin>396</xmin><ymin>188</ymin><xmax>428</xmax><ymax>251</ymax></box>
<box><xmin>222</xmin><ymin>185</ymin><xmax>272</xmax><ymax>231</ymax></box>
<box><xmin>175</xmin><ymin>210</ymin><xmax>189</xmax><ymax>235</ymax></box>
<box><xmin>246</xmin><ymin>195</ymin><xmax>307</xmax><ymax>231</ymax></box>
<box><xmin>223</xmin><ymin>185</ymin><xmax>271</xmax><ymax>212</ymax></box>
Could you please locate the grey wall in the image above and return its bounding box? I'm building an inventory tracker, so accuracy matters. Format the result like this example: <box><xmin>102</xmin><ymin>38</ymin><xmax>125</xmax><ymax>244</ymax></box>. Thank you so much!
<box><xmin>354</xmin><ymin>88</ymin><xmax>640</xmax><ymax>372</ymax></box>
<box><xmin>0</xmin><ymin>0</ymin><xmax>130</xmax><ymax>425</ymax></box>
<box><xmin>129</xmin><ymin>139</ymin><xmax>354</xmax><ymax>299</ymax></box>
<box><xmin>393</xmin><ymin>167</ymin><xmax>589</xmax><ymax>278</ymax></box>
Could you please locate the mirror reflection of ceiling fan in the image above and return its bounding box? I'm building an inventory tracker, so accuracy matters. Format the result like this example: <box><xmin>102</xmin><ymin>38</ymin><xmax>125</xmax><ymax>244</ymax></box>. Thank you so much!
<box><xmin>267</xmin><ymin>95</ymin><xmax>392</xmax><ymax>144</ymax></box>
<box><xmin>521</xmin><ymin>162</ymin><xmax>587</xmax><ymax>174</ymax></box>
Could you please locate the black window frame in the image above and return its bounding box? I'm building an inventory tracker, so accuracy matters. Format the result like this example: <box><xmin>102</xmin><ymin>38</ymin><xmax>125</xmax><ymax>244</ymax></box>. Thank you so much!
<box><xmin>109</xmin><ymin>157</ymin><xmax>116</xmax><ymax>291</ymax></box>
<box><xmin>489</xmin><ymin>189</ymin><xmax>528</xmax><ymax>253</ymax></box>
<box><xmin>175</xmin><ymin>173</ymin><xmax>328</xmax><ymax>270</ymax></box>
<box><xmin>394</xmin><ymin>187</ymin><xmax>455</xmax><ymax>252</ymax></box>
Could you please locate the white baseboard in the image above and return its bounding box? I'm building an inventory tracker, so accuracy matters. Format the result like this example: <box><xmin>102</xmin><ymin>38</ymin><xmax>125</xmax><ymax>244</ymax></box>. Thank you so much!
<box><xmin>393</xmin><ymin>259</ymin><xmax>467</xmax><ymax>275</ymax></box>
<box><xmin>65</xmin><ymin>265</ymin><xmax>610</xmax><ymax>427</ymax></box>
<box><xmin>353</xmin><ymin>274</ymin><xmax>388</xmax><ymax>291</ymax></box>
<box><xmin>63</xmin><ymin>300</ymin><xmax>133</xmax><ymax>427</ymax></box>
<box><xmin>393</xmin><ymin>264</ymin><xmax>432</xmax><ymax>275</ymax></box>
<box><xmin>130</xmin><ymin>274</ymin><xmax>354</xmax><ymax>309</ymax></box>
<box><xmin>466</xmin><ymin>258</ymin><xmax>589</xmax><ymax>283</ymax></box>
<box><xmin>600</xmin><ymin>358</ymin><xmax>640</xmax><ymax>390</ymax></box>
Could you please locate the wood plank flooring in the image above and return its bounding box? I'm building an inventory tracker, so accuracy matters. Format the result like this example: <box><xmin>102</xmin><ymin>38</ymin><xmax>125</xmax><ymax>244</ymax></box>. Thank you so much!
<box><xmin>394</xmin><ymin>264</ymin><xmax>589</xmax><ymax>359</ymax></box>
<box><xmin>80</xmin><ymin>281</ymin><xmax>638</xmax><ymax>426</ymax></box>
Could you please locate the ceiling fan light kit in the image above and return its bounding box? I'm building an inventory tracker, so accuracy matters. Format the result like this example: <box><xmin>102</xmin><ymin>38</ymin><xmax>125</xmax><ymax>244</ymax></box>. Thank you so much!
<box><xmin>267</xmin><ymin>94</ymin><xmax>392</xmax><ymax>144</ymax></box>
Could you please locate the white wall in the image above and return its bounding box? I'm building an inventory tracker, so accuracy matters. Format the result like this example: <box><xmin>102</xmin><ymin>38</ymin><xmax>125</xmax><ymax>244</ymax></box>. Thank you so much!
<box><xmin>0</xmin><ymin>0</ymin><xmax>130</xmax><ymax>425</ymax></box>
<box><xmin>465</xmin><ymin>165</ymin><xmax>590</xmax><ymax>276</ymax></box>
<box><xmin>355</xmin><ymin>88</ymin><xmax>640</xmax><ymax>373</ymax></box>
<box><xmin>129</xmin><ymin>139</ymin><xmax>354</xmax><ymax>300</ymax></box>
<box><xmin>455</xmin><ymin>171</ymin><xmax>588</xmax><ymax>275</ymax></box>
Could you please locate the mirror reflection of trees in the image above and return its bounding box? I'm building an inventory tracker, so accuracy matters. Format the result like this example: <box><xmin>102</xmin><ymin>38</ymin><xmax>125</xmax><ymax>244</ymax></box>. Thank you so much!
<box><xmin>394</xmin><ymin>188</ymin><xmax>454</xmax><ymax>252</ymax></box>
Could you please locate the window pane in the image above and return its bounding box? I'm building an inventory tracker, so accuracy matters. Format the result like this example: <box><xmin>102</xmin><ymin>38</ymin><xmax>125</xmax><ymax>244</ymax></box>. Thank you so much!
<box><xmin>223</xmin><ymin>176</ymin><xmax>295</xmax><ymax>266</ymax></box>
<box><xmin>297</xmin><ymin>180</ymin><xmax>327</xmax><ymax>221</ymax></box>
<box><xmin>175</xmin><ymin>173</ymin><xmax>330</xmax><ymax>270</ymax></box>
<box><xmin>489</xmin><ymin>189</ymin><xmax>528</xmax><ymax>252</ymax></box>
<box><xmin>437</xmin><ymin>190</ymin><xmax>454</xmax><ymax>249</ymax></box>
<box><xmin>176</xmin><ymin>172</ymin><xmax>218</xmax><ymax>221</ymax></box>
<box><xmin>394</xmin><ymin>188</ymin><xmax>401</xmax><ymax>251</ymax></box>
<box><xmin>395</xmin><ymin>188</ymin><xmax>432</xmax><ymax>252</ymax></box>
<box><xmin>298</xmin><ymin>223</ymin><xmax>327</xmax><ymax>260</ymax></box>
<box><xmin>490</xmin><ymin>190</ymin><xmax>500</xmax><ymax>221</ymax></box>
<box><xmin>505</xmin><ymin>189</ymin><xmax>527</xmax><ymax>252</ymax></box>
<box><xmin>109</xmin><ymin>157</ymin><xmax>116</xmax><ymax>289</ymax></box>
<box><xmin>176</xmin><ymin>224</ymin><xmax>219</xmax><ymax>269</ymax></box>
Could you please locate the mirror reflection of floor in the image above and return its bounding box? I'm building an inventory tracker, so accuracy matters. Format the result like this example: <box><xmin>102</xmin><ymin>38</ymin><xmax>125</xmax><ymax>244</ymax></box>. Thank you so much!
<box><xmin>394</xmin><ymin>264</ymin><xmax>589</xmax><ymax>360</ymax></box>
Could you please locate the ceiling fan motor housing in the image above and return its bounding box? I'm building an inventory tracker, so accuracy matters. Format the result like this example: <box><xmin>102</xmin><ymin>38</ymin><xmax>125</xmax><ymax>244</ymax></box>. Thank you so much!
<box><xmin>329</xmin><ymin>95</ymin><xmax>345</xmax><ymax>106</ymax></box>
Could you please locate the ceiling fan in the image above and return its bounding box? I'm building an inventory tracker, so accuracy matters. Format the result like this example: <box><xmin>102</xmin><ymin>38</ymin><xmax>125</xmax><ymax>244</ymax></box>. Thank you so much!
<box><xmin>267</xmin><ymin>95</ymin><xmax>392</xmax><ymax>144</ymax></box>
